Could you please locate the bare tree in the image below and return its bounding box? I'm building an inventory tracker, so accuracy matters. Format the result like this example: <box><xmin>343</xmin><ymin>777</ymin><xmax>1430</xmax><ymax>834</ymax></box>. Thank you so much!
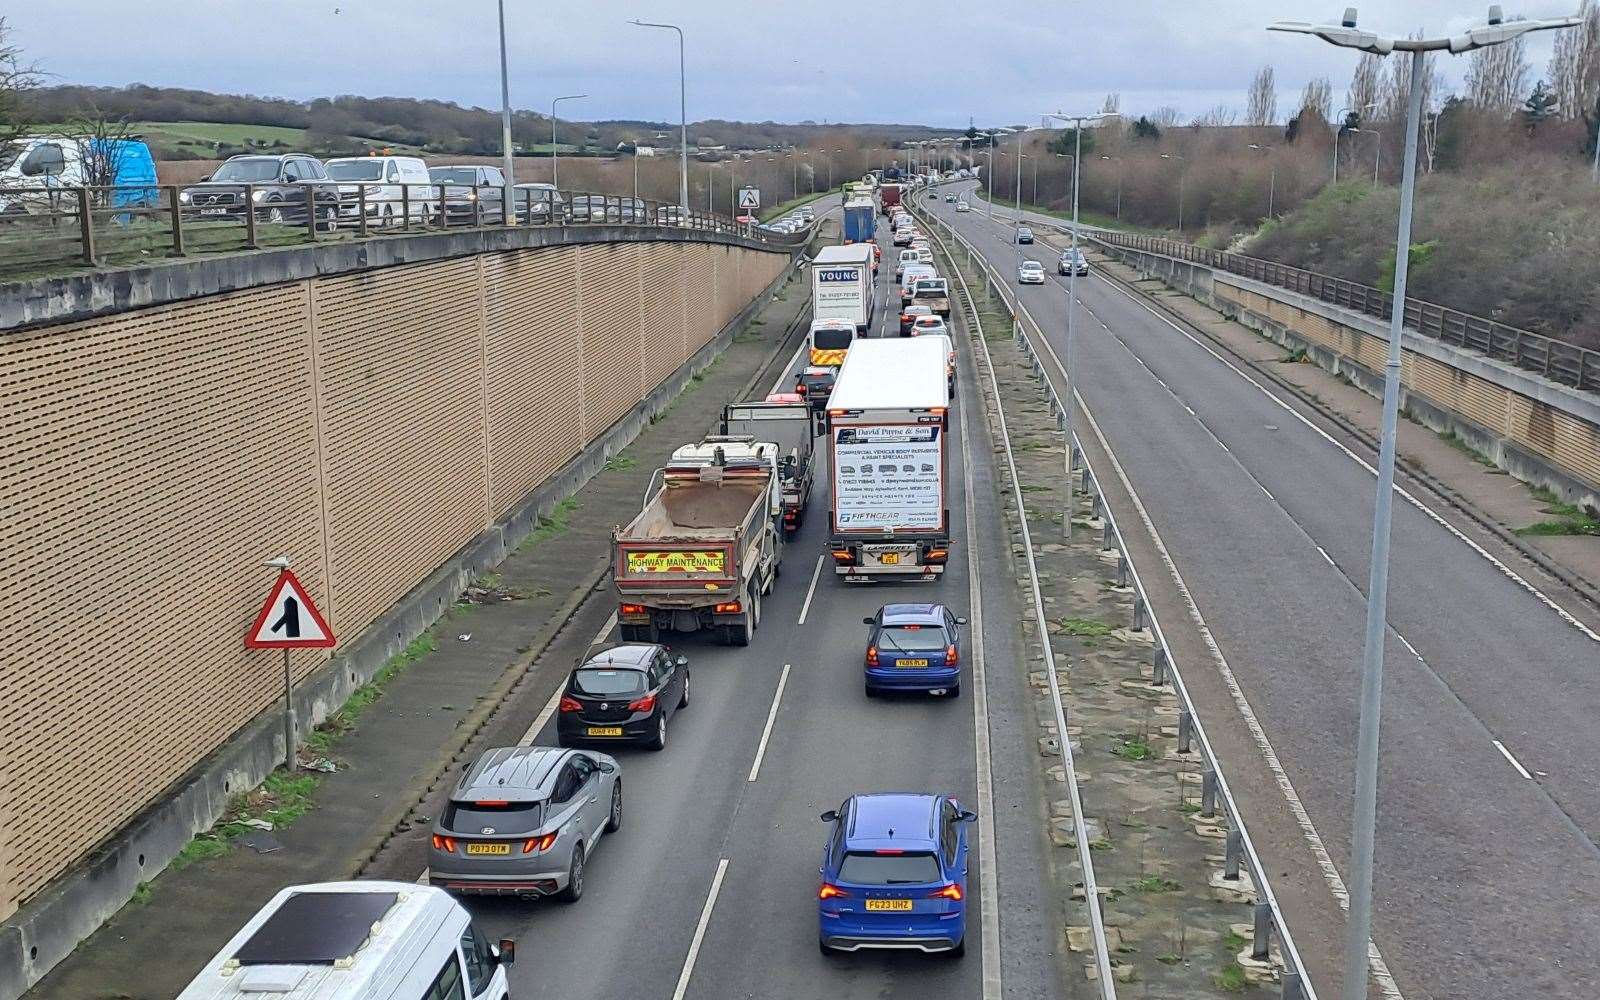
<box><xmin>1548</xmin><ymin>0</ymin><xmax>1600</xmax><ymax>119</ymax></box>
<box><xmin>1191</xmin><ymin>104</ymin><xmax>1239</xmax><ymax>127</ymax></box>
<box><xmin>1465</xmin><ymin>21</ymin><xmax>1529</xmax><ymax>113</ymax></box>
<box><xmin>1299</xmin><ymin>76</ymin><xmax>1334</xmax><ymax>121</ymax></box>
<box><xmin>1347</xmin><ymin>53</ymin><xmax>1383</xmax><ymax>120</ymax></box>
<box><xmin>1151</xmin><ymin>105</ymin><xmax>1182</xmax><ymax>128</ymax></box>
<box><xmin>1247</xmin><ymin>65</ymin><xmax>1278</xmax><ymax>126</ymax></box>
<box><xmin>1378</xmin><ymin>46</ymin><xmax>1441</xmax><ymax>124</ymax></box>
<box><xmin>70</xmin><ymin>108</ymin><xmax>138</xmax><ymax>197</ymax></box>
<box><xmin>1101</xmin><ymin>92</ymin><xmax>1121</xmax><ymax>115</ymax></box>
<box><xmin>0</xmin><ymin>17</ymin><xmax>43</xmax><ymax>144</ymax></box>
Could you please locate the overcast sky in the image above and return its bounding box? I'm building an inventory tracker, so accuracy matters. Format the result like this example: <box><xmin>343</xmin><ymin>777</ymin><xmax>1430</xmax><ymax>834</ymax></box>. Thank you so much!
<box><xmin>10</xmin><ymin>1</ymin><xmax>1581</xmax><ymax>128</ymax></box>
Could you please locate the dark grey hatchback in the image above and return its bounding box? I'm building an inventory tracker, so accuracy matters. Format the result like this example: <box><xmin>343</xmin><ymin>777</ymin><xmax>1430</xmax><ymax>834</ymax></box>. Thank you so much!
<box><xmin>556</xmin><ymin>644</ymin><xmax>689</xmax><ymax>751</ymax></box>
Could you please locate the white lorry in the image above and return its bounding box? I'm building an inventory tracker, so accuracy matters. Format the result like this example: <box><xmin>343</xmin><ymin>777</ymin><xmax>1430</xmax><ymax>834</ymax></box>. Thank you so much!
<box><xmin>614</xmin><ymin>438</ymin><xmax>785</xmax><ymax>645</ymax></box>
<box><xmin>826</xmin><ymin>338</ymin><xmax>953</xmax><ymax>581</ymax></box>
<box><xmin>811</xmin><ymin>244</ymin><xmax>876</xmax><ymax>332</ymax></box>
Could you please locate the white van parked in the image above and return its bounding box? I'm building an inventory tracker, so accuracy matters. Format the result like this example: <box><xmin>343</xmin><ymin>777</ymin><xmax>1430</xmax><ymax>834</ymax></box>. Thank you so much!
<box><xmin>176</xmin><ymin>880</ymin><xmax>514</xmax><ymax>1000</ymax></box>
<box><xmin>324</xmin><ymin>155</ymin><xmax>432</xmax><ymax>226</ymax></box>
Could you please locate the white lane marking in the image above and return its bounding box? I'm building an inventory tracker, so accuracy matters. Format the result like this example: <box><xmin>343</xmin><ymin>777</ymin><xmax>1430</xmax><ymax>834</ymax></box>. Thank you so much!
<box><xmin>1261</xmin><ymin>486</ymin><xmax>1276</xmax><ymax>501</ymax></box>
<box><xmin>1089</xmin><ymin>271</ymin><xmax>1600</xmax><ymax>645</ymax></box>
<box><xmin>1316</xmin><ymin>546</ymin><xmax>1336</xmax><ymax>568</ymax></box>
<box><xmin>796</xmin><ymin>553</ymin><xmax>825</xmax><ymax>625</ymax></box>
<box><xmin>963</xmin><ymin>230</ymin><xmax>1399</xmax><ymax>997</ymax></box>
<box><xmin>768</xmin><ymin>335</ymin><xmax>809</xmax><ymax>397</ymax></box>
<box><xmin>518</xmin><ymin>611</ymin><xmax>617</xmax><ymax>745</ymax></box>
<box><xmin>958</xmin><ymin>349</ymin><xmax>1004</xmax><ymax>1000</ymax></box>
<box><xmin>671</xmin><ymin>858</ymin><xmax>730</xmax><ymax>1000</ymax></box>
<box><xmin>1397</xmin><ymin>634</ymin><xmax>1420</xmax><ymax>659</ymax></box>
<box><xmin>1493</xmin><ymin>740</ymin><xmax>1534</xmax><ymax>780</ymax></box>
<box><xmin>746</xmin><ymin>663</ymin><xmax>792</xmax><ymax>782</ymax></box>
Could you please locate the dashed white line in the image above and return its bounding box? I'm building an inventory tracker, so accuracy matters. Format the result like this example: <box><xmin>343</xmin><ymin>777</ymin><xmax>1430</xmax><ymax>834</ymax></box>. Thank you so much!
<box><xmin>1316</xmin><ymin>546</ymin><xmax>1336</xmax><ymax>568</ymax></box>
<box><xmin>1493</xmin><ymin>740</ymin><xmax>1534</xmax><ymax>780</ymax></box>
<box><xmin>670</xmin><ymin>858</ymin><xmax>730</xmax><ymax>1000</ymax></box>
<box><xmin>796</xmin><ymin>553</ymin><xmax>825</xmax><ymax>625</ymax></box>
<box><xmin>1261</xmin><ymin>486</ymin><xmax>1276</xmax><ymax>501</ymax></box>
<box><xmin>746</xmin><ymin>663</ymin><xmax>792</xmax><ymax>782</ymax></box>
<box><xmin>1397</xmin><ymin>634</ymin><xmax>1420</xmax><ymax>660</ymax></box>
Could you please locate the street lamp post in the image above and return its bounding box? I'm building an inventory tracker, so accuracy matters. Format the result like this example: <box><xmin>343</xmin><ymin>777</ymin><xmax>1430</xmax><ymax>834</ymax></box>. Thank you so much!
<box><xmin>1247</xmin><ymin>143</ymin><xmax>1277</xmax><ymax>217</ymax></box>
<box><xmin>1270</xmin><ymin>10</ymin><xmax>1579</xmax><ymax>1000</ymax></box>
<box><xmin>1367</xmin><ymin>127</ymin><xmax>1384</xmax><ymax>185</ymax></box>
<box><xmin>1160</xmin><ymin>152</ymin><xmax>1186</xmax><ymax>232</ymax></box>
<box><xmin>630</xmin><ymin>19</ymin><xmax>689</xmax><ymax>213</ymax></box>
<box><xmin>1042</xmin><ymin>110</ymin><xmax>1117</xmax><ymax>521</ymax></box>
<box><xmin>1099</xmin><ymin>155</ymin><xmax>1120</xmax><ymax>219</ymax></box>
<box><xmin>550</xmin><ymin>94</ymin><xmax>586</xmax><ymax>190</ymax></box>
<box><xmin>495</xmin><ymin>0</ymin><xmax>515</xmax><ymax>215</ymax></box>
<box><xmin>1334</xmin><ymin>102</ymin><xmax>1378</xmax><ymax>182</ymax></box>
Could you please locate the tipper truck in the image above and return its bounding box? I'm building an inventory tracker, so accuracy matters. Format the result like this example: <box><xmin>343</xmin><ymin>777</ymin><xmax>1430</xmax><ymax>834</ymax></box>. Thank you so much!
<box><xmin>826</xmin><ymin>338</ymin><xmax>952</xmax><ymax>581</ymax></box>
<box><xmin>722</xmin><ymin>396</ymin><xmax>816</xmax><ymax>537</ymax></box>
<box><xmin>614</xmin><ymin>438</ymin><xmax>783</xmax><ymax>645</ymax></box>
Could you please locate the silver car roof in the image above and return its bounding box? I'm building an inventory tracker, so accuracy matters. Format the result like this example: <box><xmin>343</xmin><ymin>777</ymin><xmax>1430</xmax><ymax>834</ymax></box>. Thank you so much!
<box><xmin>452</xmin><ymin>745</ymin><xmax>568</xmax><ymax>799</ymax></box>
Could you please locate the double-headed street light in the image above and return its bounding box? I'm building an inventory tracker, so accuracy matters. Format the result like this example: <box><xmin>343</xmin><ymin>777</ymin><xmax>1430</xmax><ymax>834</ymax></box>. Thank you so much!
<box><xmin>1041</xmin><ymin>109</ymin><xmax>1117</xmax><ymax>512</ymax></box>
<box><xmin>629</xmin><ymin>19</ymin><xmax>689</xmax><ymax>213</ymax></box>
<box><xmin>1270</xmin><ymin>8</ymin><xmax>1580</xmax><ymax>1000</ymax></box>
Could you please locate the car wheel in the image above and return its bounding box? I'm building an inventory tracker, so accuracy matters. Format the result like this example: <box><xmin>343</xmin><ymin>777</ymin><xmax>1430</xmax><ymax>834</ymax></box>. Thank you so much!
<box><xmin>266</xmin><ymin>205</ymin><xmax>285</xmax><ymax>225</ymax></box>
<box><xmin>947</xmin><ymin>683</ymin><xmax>962</xmax><ymax>699</ymax></box>
<box><xmin>605</xmin><ymin>781</ymin><xmax>622</xmax><ymax>833</ymax></box>
<box><xmin>678</xmin><ymin>670</ymin><xmax>690</xmax><ymax>709</ymax></box>
<box><xmin>864</xmin><ymin>681</ymin><xmax>878</xmax><ymax>698</ymax></box>
<box><xmin>557</xmin><ymin>845</ymin><xmax>585</xmax><ymax>903</ymax></box>
<box><xmin>819</xmin><ymin>938</ymin><xmax>838</xmax><ymax>957</ymax></box>
<box><xmin>948</xmin><ymin>937</ymin><xmax>966</xmax><ymax>959</ymax></box>
<box><xmin>381</xmin><ymin>204</ymin><xmax>395</xmax><ymax>227</ymax></box>
<box><xmin>647</xmin><ymin>712</ymin><xmax>668</xmax><ymax>751</ymax></box>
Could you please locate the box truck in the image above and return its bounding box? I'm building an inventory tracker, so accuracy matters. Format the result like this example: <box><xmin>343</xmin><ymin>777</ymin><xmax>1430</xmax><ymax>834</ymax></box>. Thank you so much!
<box><xmin>811</xmin><ymin>244</ymin><xmax>875</xmax><ymax>332</ymax></box>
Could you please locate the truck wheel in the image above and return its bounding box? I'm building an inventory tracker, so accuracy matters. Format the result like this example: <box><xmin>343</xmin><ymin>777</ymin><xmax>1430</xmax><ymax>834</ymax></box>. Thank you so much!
<box><xmin>620</xmin><ymin>623</ymin><xmax>652</xmax><ymax>642</ymax></box>
<box><xmin>731</xmin><ymin>608</ymin><xmax>753</xmax><ymax>647</ymax></box>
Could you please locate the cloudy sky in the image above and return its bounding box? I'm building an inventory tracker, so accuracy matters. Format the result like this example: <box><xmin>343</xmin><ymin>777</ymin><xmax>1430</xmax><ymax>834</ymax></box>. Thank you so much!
<box><xmin>10</xmin><ymin>1</ymin><xmax>1581</xmax><ymax>127</ymax></box>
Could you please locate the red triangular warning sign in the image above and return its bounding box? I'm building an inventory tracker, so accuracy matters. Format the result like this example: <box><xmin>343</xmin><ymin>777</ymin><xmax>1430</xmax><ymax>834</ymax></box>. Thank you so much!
<box><xmin>246</xmin><ymin>569</ymin><xmax>336</xmax><ymax>649</ymax></box>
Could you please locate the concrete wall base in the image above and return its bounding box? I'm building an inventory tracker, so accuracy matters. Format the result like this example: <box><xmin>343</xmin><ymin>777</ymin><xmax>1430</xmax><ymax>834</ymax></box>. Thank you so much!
<box><xmin>0</xmin><ymin>249</ymin><xmax>802</xmax><ymax>1000</ymax></box>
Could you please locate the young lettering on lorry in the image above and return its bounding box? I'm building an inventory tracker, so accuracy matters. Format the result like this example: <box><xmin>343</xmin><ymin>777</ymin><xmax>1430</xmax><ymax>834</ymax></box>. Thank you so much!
<box><xmin>810</xmin><ymin>244</ymin><xmax>876</xmax><ymax>332</ymax></box>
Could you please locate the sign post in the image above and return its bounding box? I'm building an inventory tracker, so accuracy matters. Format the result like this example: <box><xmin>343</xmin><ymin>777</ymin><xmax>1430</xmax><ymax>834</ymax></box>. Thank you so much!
<box><xmin>246</xmin><ymin>556</ymin><xmax>336</xmax><ymax>771</ymax></box>
<box><xmin>738</xmin><ymin>187</ymin><xmax>760</xmax><ymax>236</ymax></box>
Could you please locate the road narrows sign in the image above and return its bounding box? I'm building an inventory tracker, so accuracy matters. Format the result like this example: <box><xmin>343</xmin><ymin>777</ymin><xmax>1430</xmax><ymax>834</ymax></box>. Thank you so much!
<box><xmin>246</xmin><ymin>569</ymin><xmax>336</xmax><ymax>648</ymax></box>
<box><xmin>738</xmin><ymin>187</ymin><xmax>761</xmax><ymax>210</ymax></box>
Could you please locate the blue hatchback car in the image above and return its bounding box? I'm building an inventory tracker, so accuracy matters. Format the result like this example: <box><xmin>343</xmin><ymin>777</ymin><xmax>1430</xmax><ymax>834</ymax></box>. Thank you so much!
<box><xmin>817</xmin><ymin>793</ymin><xmax>976</xmax><ymax>956</ymax></box>
<box><xmin>862</xmin><ymin>604</ymin><xmax>966</xmax><ymax>698</ymax></box>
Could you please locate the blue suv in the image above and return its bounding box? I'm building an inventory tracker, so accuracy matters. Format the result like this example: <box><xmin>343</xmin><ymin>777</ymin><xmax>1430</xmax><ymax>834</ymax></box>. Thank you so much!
<box><xmin>816</xmin><ymin>793</ymin><xmax>975</xmax><ymax>956</ymax></box>
<box><xmin>862</xmin><ymin>604</ymin><xmax>966</xmax><ymax>698</ymax></box>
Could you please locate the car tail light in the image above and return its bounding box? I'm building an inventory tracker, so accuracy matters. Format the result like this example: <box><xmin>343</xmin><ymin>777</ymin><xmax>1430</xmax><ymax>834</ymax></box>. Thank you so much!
<box><xmin>818</xmin><ymin>883</ymin><xmax>848</xmax><ymax>900</ymax></box>
<box><xmin>932</xmin><ymin>883</ymin><xmax>963</xmax><ymax>901</ymax></box>
<box><xmin>795</xmin><ymin>383</ymin><xmax>808</xmax><ymax>395</ymax></box>
<box><xmin>620</xmin><ymin>603</ymin><xmax>646</xmax><ymax>616</ymax></box>
<box><xmin>945</xmin><ymin>644</ymin><xmax>959</xmax><ymax>666</ymax></box>
<box><xmin>866</xmin><ymin>646</ymin><xmax>879</xmax><ymax>668</ymax></box>
<box><xmin>559</xmin><ymin>695</ymin><xmax>582</xmax><ymax>713</ymax></box>
<box><xmin>628</xmin><ymin>692</ymin><xmax>657</xmax><ymax>713</ymax></box>
<box><xmin>432</xmin><ymin>834</ymin><xmax>457</xmax><ymax>853</ymax></box>
<box><xmin>523</xmin><ymin>832</ymin><xmax>558</xmax><ymax>854</ymax></box>
<box><xmin>714</xmin><ymin>601</ymin><xmax>742</xmax><ymax>614</ymax></box>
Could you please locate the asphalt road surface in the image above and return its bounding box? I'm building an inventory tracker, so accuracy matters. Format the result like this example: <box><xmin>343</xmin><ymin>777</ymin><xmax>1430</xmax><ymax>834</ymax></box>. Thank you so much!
<box><xmin>926</xmin><ymin>182</ymin><xmax>1600</xmax><ymax>1000</ymax></box>
<box><xmin>444</xmin><ymin>198</ymin><xmax>1075</xmax><ymax>1000</ymax></box>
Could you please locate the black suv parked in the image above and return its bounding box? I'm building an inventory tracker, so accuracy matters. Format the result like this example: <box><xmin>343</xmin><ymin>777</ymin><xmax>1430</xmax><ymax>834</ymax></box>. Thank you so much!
<box><xmin>178</xmin><ymin>154</ymin><xmax>341</xmax><ymax>228</ymax></box>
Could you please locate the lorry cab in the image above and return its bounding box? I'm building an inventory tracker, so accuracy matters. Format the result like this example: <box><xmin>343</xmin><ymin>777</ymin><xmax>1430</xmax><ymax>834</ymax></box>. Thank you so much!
<box><xmin>809</xmin><ymin>318</ymin><xmax>858</xmax><ymax>366</ymax></box>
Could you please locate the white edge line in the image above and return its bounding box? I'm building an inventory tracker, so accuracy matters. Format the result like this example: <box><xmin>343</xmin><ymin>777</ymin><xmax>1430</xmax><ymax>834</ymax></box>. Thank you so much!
<box><xmin>796</xmin><ymin>553</ymin><xmax>825</xmax><ymax>625</ymax></box>
<box><xmin>768</xmin><ymin>335</ymin><xmax>809</xmax><ymax>397</ymax></box>
<box><xmin>1316</xmin><ymin>546</ymin><xmax>1337</xmax><ymax>568</ymax></box>
<box><xmin>745</xmin><ymin>663</ymin><xmax>792</xmax><ymax>782</ymax></box>
<box><xmin>670</xmin><ymin>858</ymin><xmax>730</xmax><ymax>1000</ymax></box>
<box><xmin>1493</xmin><ymin>739</ymin><xmax>1534</xmax><ymax>780</ymax></box>
<box><xmin>518</xmin><ymin>610</ymin><xmax>618</xmax><ymax>746</ymax></box>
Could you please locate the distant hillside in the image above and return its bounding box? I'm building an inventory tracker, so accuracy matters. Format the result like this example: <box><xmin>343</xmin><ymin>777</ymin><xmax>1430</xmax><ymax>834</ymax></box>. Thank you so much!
<box><xmin>23</xmin><ymin>85</ymin><xmax>953</xmax><ymax>160</ymax></box>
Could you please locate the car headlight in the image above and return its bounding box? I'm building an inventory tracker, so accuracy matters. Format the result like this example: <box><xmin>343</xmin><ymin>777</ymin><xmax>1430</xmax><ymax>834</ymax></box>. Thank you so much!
<box><xmin>252</xmin><ymin>189</ymin><xmax>267</xmax><ymax>203</ymax></box>
<box><xmin>178</xmin><ymin>190</ymin><xmax>191</xmax><ymax>203</ymax></box>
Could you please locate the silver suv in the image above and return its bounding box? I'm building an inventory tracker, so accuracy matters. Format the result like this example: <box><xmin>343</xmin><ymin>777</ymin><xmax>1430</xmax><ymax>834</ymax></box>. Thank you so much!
<box><xmin>428</xmin><ymin>745</ymin><xmax>621</xmax><ymax>903</ymax></box>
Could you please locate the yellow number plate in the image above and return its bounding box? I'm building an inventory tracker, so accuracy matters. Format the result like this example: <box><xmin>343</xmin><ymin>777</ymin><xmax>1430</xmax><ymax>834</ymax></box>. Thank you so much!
<box><xmin>587</xmin><ymin>726</ymin><xmax>623</xmax><ymax>737</ymax></box>
<box><xmin>896</xmin><ymin>659</ymin><xmax>929</xmax><ymax>668</ymax></box>
<box><xmin>879</xmin><ymin>553</ymin><xmax>900</xmax><ymax>565</ymax></box>
<box><xmin>466</xmin><ymin>843</ymin><xmax>511</xmax><ymax>856</ymax></box>
<box><xmin>865</xmin><ymin>899</ymin><xmax>913</xmax><ymax>911</ymax></box>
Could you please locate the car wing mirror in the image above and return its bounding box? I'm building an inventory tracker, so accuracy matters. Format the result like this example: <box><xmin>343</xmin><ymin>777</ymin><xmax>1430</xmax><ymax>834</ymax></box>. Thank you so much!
<box><xmin>597</xmin><ymin>760</ymin><xmax>617</xmax><ymax>774</ymax></box>
<box><xmin>675</xmin><ymin>655</ymin><xmax>688</xmax><ymax>667</ymax></box>
<box><xmin>955</xmin><ymin>617</ymin><xmax>967</xmax><ymax>626</ymax></box>
<box><xmin>958</xmin><ymin>810</ymin><xmax>978</xmax><ymax>823</ymax></box>
<box><xmin>819</xmin><ymin>810</ymin><xmax>839</xmax><ymax>822</ymax></box>
<box><xmin>497</xmin><ymin>938</ymin><xmax>516</xmax><ymax>964</ymax></box>
<box><xmin>198</xmin><ymin>173</ymin><xmax>211</xmax><ymax>182</ymax></box>
<box><xmin>862</xmin><ymin>617</ymin><xmax>875</xmax><ymax>626</ymax></box>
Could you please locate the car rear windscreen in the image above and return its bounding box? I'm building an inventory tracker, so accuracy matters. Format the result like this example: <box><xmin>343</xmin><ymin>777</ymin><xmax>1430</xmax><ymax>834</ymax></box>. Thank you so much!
<box><xmin>814</xmin><ymin>328</ymin><xmax>854</xmax><ymax>350</ymax></box>
<box><xmin>443</xmin><ymin>800</ymin><xmax>544</xmax><ymax>834</ymax></box>
<box><xmin>879</xmin><ymin>625</ymin><xmax>948</xmax><ymax>651</ymax></box>
<box><xmin>573</xmin><ymin>668</ymin><xmax>648</xmax><ymax>697</ymax></box>
<box><xmin>838</xmin><ymin>852</ymin><xmax>942</xmax><ymax>885</ymax></box>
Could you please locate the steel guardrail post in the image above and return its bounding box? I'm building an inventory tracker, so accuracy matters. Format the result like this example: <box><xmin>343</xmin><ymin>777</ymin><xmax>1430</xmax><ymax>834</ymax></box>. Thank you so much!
<box><xmin>358</xmin><ymin>184</ymin><xmax>369</xmax><ymax>239</ymax></box>
<box><xmin>167</xmin><ymin>185</ymin><xmax>185</xmax><ymax>257</ymax></box>
<box><xmin>1224</xmin><ymin>827</ymin><xmax>1243</xmax><ymax>880</ymax></box>
<box><xmin>304</xmin><ymin>185</ymin><xmax>318</xmax><ymax>242</ymax></box>
<box><xmin>1152</xmin><ymin>647</ymin><xmax>1168</xmax><ymax>685</ymax></box>
<box><xmin>1201</xmin><ymin>768</ymin><xmax>1218</xmax><ymax>818</ymax></box>
<box><xmin>244</xmin><ymin>184</ymin><xmax>258</xmax><ymax>249</ymax></box>
<box><xmin>402</xmin><ymin>183</ymin><xmax>412</xmax><ymax>232</ymax></box>
<box><xmin>1178</xmin><ymin>709</ymin><xmax>1194</xmax><ymax>754</ymax></box>
<box><xmin>1253</xmin><ymin>901</ymin><xmax>1274</xmax><ymax>960</ymax></box>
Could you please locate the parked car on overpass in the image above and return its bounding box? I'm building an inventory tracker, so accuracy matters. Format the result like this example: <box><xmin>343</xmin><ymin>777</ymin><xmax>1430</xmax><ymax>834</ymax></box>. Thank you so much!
<box><xmin>427</xmin><ymin>164</ymin><xmax>507</xmax><ymax>225</ymax></box>
<box><xmin>179</xmin><ymin>153</ymin><xmax>340</xmax><ymax>229</ymax></box>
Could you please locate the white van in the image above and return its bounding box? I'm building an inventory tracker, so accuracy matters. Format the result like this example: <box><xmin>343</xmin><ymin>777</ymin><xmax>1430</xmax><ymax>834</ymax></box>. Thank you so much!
<box><xmin>176</xmin><ymin>881</ymin><xmax>514</xmax><ymax>1000</ymax></box>
<box><xmin>324</xmin><ymin>155</ymin><xmax>431</xmax><ymax>226</ymax></box>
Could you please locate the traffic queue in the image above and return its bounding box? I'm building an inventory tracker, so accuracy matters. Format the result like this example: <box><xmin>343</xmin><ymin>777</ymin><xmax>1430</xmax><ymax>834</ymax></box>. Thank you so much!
<box><xmin>173</xmin><ymin>178</ymin><xmax>973</xmax><ymax>1000</ymax></box>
